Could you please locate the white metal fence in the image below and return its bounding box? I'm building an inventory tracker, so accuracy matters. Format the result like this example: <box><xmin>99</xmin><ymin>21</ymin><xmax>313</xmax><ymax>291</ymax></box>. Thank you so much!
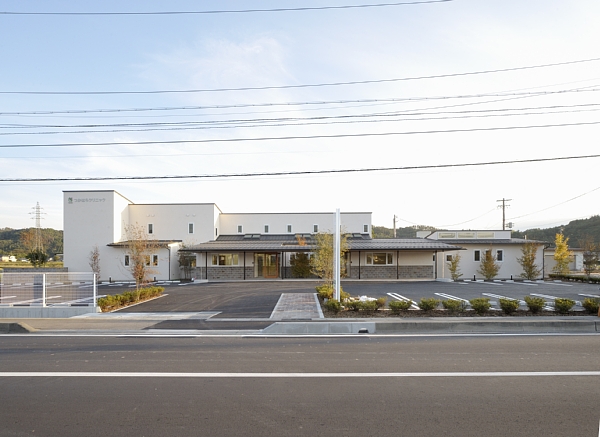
<box><xmin>0</xmin><ymin>272</ymin><xmax>97</xmax><ymax>307</ymax></box>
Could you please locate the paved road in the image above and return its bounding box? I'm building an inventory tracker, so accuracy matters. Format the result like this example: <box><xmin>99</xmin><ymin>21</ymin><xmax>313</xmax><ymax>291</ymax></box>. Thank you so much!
<box><xmin>1</xmin><ymin>335</ymin><xmax>599</xmax><ymax>436</ymax></box>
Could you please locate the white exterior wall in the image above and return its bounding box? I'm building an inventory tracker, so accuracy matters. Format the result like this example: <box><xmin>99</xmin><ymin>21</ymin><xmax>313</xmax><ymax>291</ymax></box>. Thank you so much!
<box><xmin>219</xmin><ymin>212</ymin><xmax>371</xmax><ymax>235</ymax></box>
<box><xmin>63</xmin><ymin>190</ymin><xmax>133</xmax><ymax>280</ymax></box>
<box><xmin>128</xmin><ymin>203</ymin><xmax>220</xmax><ymax>245</ymax></box>
<box><xmin>435</xmin><ymin>244</ymin><xmax>545</xmax><ymax>280</ymax></box>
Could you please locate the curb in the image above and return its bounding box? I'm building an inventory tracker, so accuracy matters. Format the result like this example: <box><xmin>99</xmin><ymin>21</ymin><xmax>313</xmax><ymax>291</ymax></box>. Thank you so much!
<box><xmin>0</xmin><ymin>322</ymin><xmax>38</xmax><ymax>334</ymax></box>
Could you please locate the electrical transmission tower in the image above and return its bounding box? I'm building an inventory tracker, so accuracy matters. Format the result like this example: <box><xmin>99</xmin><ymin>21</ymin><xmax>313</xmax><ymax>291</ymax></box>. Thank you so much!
<box><xmin>496</xmin><ymin>198</ymin><xmax>511</xmax><ymax>230</ymax></box>
<box><xmin>29</xmin><ymin>202</ymin><xmax>46</xmax><ymax>251</ymax></box>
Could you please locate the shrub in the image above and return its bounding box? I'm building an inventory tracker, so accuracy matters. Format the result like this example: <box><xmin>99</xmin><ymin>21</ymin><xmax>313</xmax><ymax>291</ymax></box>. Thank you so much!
<box><xmin>97</xmin><ymin>286</ymin><xmax>164</xmax><ymax>312</ymax></box>
<box><xmin>524</xmin><ymin>296</ymin><xmax>545</xmax><ymax>314</ymax></box>
<box><xmin>389</xmin><ymin>300</ymin><xmax>412</xmax><ymax>313</ymax></box>
<box><xmin>324</xmin><ymin>299</ymin><xmax>341</xmax><ymax>313</ymax></box>
<box><xmin>316</xmin><ymin>284</ymin><xmax>333</xmax><ymax>300</ymax></box>
<box><xmin>469</xmin><ymin>297</ymin><xmax>491</xmax><ymax>315</ymax></box>
<box><xmin>554</xmin><ymin>298</ymin><xmax>575</xmax><ymax>314</ymax></box>
<box><xmin>418</xmin><ymin>298</ymin><xmax>440</xmax><ymax>311</ymax></box>
<box><xmin>375</xmin><ymin>297</ymin><xmax>387</xmax><ymax>309</ymax></box>
<box><xmin>499</xmin><ymin>298</ymin><xmax>520</xmax><ymax>315</ymax></box>
<box><xmin>442</xmin><ymin>299</ymin><xmax>465</xmax><ymax>313</ymax></box>
<box><xmin>359</xmin><ymin>300</ymin><xmax>378</xmax><ymax>312</ymax></box>
<box><xmin>345</xmin><ymin>300</ymin><xmax>361</xmax><ymax>311</ymax></box>
<box><xmin>582</xmin><ymin>297</ymin><xmax>600</xmax><ymax>314</ymax></box>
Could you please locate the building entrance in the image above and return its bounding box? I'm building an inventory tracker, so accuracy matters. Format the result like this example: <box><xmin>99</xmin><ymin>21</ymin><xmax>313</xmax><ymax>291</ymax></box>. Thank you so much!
<box><xmin>254</xmin><ymin>253</ymin><xmax>279</xmax><ymax>278</ymax></box>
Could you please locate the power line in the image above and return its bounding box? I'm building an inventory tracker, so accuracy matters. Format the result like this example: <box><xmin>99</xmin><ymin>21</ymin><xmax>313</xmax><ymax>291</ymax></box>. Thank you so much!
<box><xmin>2</xmin><ymin>105</ymin><xmax>599</xmax><ymax>136</ymax></box>
<box><xmin>0</xmin><ymin>1</ymin><xmax>452</xmax><ymax>16</ymax></box>
<box><xmin>2</xmin><ymin>57</ymin><xmax>598</xmax><ymax>95</ymax></box>
<box><xmin>2</xmin><ymin>88</ymin><xmax>598</xmax><ymax>117</ymax></box>
<box><xmin>3</xmin><ymin>103</ymin><xmax>599</xmax><ymax>130</ymax></box>
<box><xmin>508</xmin><ymin>186</ymin><xmax>600</xmax><ymax>220</ymax></box>
<box><xmin>2</xmin><ymin>154</ymin><xmax>600</xmax><ymax>182</ymax></box>
<box><xmin>2</xmin><ymin>120</ymin><xmax>599</xmax><ymax>149</ymax></box>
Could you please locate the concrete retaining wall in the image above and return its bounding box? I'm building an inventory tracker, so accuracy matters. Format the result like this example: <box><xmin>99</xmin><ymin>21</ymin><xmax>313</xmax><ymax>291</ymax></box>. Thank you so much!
<box><xmin>0</xmin><ymin>307</ymin><xmax>100</xmax><ymax>318</ymax></box>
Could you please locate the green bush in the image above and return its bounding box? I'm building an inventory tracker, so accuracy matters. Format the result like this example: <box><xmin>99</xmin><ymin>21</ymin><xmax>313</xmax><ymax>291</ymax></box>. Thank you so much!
<box><xmin>442</xmin><ymin>299</ymin><xmax>466</xmax><ymax>313</ymax></box>
<box><xmin>524</xmin><ymin>296</ymin><xmax>545</xmax><ymax>314</ymax></box>
<box><xmin>324</xmin><ymin>299</ymin><xmax>341</xmax><ymax>313</ymax></box>
<box><xmin>554</xmin><ymin>298</ymin><xmax>575</xmax><ymax>314</ymax></box>
<box><xmin>582</xmin><ymin>297</ymin><xmax>600</xmax><ymax>314</ymax></box>
<box><xmin>418</xmin><ymin>298</ymin><xmax>440</xmax><ymax>311</ymax></box>
<box><xmin>375</xmin><ymin>297</ymin><xmax>387</xmax><ymax>309</ymax></box>
<box><xmin>316</xmin><ymin>284</ymin><xmax>345</xmax><ymax>300</ymax></box>
<box><xmin>389</xmin><ymin>300</ymin><xmax>412</xmax><ymax>313</ymax></box>
<box><xmin>469</xmin><ymin>297</ymin><xmax>491</xmax><ymax>315</ymax></box>
<box><xmin>498</xmin><ymin>298</ymin><xmax>520</xmax><ymax>315</ymax></box>
<box><xmin>346</xmin><ymin>300</ymin><xmax>361</xmax><ymax>311</ymax></box>
<box><xmin>97</xmin><ymin>286</ymin><xmax>164</xmax><ymax>312</ymax></box>
<box><xmin>359</xmin><ymin>300</ymin><xmax>378</xmax><ymax>312</ymax></box>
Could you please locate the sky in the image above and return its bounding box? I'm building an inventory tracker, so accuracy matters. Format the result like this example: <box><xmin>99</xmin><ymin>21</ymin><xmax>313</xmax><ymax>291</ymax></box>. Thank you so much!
<box><xmin>1</xmin><ymin>0</ymin><xmax>599</xmax><ymax>232</ymax></box>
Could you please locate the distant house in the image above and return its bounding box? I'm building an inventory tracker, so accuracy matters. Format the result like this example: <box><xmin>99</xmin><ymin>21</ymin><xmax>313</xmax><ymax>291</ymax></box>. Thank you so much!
<box><xmin>418</xmin><ymin>230</ymin><xmax>547</xmax><ymax>280</ymax></box>
<box><xmin>1</xmin><ymin>255</ymin><xmax>17</xmax><ymax>262</ymax></box>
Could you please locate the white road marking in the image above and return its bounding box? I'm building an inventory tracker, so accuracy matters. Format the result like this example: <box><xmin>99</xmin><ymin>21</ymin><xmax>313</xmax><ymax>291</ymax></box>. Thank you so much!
<box><xmin>0</xmin><ymin>371</ymin><xmax>599</xmax><ymax>378</ymax></box>
<box><xmin>434</xmin><ymin>292</ymin><xmax>470</xmax><ymax>305</ymax></box>
<box><xmin>579</xmin><ymin>294</ymin><xmax>600</xmax><ymax>299</ymax></box>
<box><xmin>387</xmin><ymin>293</ymin><xmax>419</xmax><ymax>309</ymax></box>
<box><xmin>546</xmin><ymin>282</ymin><xmax>573</xmax><ymax>287</ymax></box>
<box><xmin>482</xmin><ymin>293</ymin><xmax>525</xmax><ymax>305</ymax></box>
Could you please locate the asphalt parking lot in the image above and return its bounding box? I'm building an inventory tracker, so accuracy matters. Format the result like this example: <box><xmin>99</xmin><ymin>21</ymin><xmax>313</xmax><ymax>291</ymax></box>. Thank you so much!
<box><xmin>99</xmin><ymin>279</ymin><xmax>600</xmax><ymax>317</ymax></box>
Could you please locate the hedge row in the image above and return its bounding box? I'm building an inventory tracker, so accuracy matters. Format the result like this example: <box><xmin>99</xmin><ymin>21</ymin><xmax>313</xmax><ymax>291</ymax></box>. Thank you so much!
<box><xmin>97</xmin><ymin>286</ymin><xmax>164</xmax><ymax>312</ymax></box>
<box><xmin>549</xmin><ymin>273</ymin><xmax>600</xmax><ymax>284</ymax></box>
<box><xmin>324</xmin><ymin>296</ymin><xmax>600</xmax><ymax>315</ymax></box>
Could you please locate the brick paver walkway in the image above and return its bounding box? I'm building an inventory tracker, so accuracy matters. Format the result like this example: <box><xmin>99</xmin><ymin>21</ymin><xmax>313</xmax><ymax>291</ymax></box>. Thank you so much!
<box><xmin>270</xmin><ymin>293</ymin><xmax>323</xmax><ymax>320</ymax></box>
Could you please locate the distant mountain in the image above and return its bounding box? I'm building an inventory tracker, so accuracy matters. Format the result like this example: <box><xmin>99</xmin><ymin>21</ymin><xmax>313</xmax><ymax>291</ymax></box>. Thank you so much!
<box><xmin>373</xmin><ymin>215</ymin><xmax>600</xmax><ymax>248</ymax></box>
<box><xmin>0</xmin><ymin>228</ymin><xmax>63</xmax><ymax>258</ymax></box>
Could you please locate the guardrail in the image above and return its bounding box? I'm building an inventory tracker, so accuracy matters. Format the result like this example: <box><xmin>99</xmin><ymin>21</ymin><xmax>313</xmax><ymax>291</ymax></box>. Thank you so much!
<box><xmin>0</xmin><ymin>272</ymin><xmax>97</xmax><ymax>308</ymax></box>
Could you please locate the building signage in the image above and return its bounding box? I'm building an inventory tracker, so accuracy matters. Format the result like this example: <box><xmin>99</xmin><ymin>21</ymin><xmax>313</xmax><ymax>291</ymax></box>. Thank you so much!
<box><xmin>68</xmin><ymin>197</ymin><xmax>106</xmax><ymax>204</ymax></box>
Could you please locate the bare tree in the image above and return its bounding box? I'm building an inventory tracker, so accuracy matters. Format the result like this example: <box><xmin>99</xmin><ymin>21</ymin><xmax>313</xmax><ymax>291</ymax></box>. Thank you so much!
<box><xmin>88</xmin><ymin>244</ymin><xmax>101</xmax><ymax>281</ymax></box>
<box><xmin>123</xmin><ymin>223</ymin><xmax>161</xmax><ymax>295</ymax></box>
<box><xmin>581</xmin><ymin>236</ymin><xmax>599</xmax><ymax>278</ymax></box>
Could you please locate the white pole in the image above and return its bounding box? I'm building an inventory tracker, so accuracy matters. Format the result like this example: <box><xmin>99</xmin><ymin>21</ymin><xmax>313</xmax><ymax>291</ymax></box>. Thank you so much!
<box><xmin>334</xmin><ymin>208</ymin><xmax>341</xmax><ymax>301</ymax></box>
<box><xmin>42</xmin><ymin>273</ymin><xmax>46</xmax><ymax>307</ymax></box>
<box><xmin>93</xmin><ymin>273</ymin><xmax>97</xmax><ymax>308</ymax></box>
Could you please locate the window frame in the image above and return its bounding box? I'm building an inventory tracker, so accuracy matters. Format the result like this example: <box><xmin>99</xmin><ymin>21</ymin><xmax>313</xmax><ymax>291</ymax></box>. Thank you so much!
<box><xmin>264</xmin><ymin>224</ymin><xmax>270</xmax><ymax>234</ymax></box>
<box><xmin>496</xmin><ymin>249</ymin><xmax>504</xmax><ymax>262</ymax></box>
<box><xmin>188</xmin><ymin>223</ymin><xmax>194</xmax><ymax>234</ymax></box>
<box><xmin>211</xmin><ymin>253</ymin><xmax>240</xmax><ymax>266</ymax></box>
<box><xmin>365</xmin><ymin>252</ymin><xmax>394</xmax><ymax>265</ymax></box>
<box><xmin>313</xmin><ymin>224</ymin><xmax>319</xmax><ymax>233</ymax></box>
<box><xmin>124</xmin><ymin>254</ymin><xmax>130</xmax><ymax>266</ymax></box>
<box><xmin>148</xmin><ymin>223</ymin><xmax>154</xmax><ymax>235</ymax></box>
<box><xmin>474</xmin><ymin>250</ymin><xmax>481</xmax><ymax>262</ymax></box>
<box><xmin>237</xmin><ymin>225</ymin><xmax>243</xmax><ymax>234</ymax></box>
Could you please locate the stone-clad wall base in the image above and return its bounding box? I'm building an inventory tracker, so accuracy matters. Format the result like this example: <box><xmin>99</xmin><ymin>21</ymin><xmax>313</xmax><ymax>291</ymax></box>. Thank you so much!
<box><xmin>348</xmin><ymin>265</ymin><xmax>433</xmax><ymax>279</ymax></box>
<box><xmin>207</xmin><ymin>267</ymin><xmax>245</xmax><ymax>280</ymax></box>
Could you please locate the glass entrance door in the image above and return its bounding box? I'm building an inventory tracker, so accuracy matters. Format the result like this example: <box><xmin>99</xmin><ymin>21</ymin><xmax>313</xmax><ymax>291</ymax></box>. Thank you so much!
<box><xmin>254</xmin><ymin>253</ymin><xmax>279</xmax><ymax>278</ymax></box>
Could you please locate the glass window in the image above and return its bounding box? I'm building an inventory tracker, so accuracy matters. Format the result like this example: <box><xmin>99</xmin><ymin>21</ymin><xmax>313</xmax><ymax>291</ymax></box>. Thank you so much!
<box><xmin>313</xmin><ymin>224</ymin><xmax>319</xmax><ymax>233</ymax></box>
<box><xmin>152</xmin><ymin>254</ymin><xmax>159</xmax><ymax>266</ymax></box>
<box><xmin>148</xmin><ymin>223</ymin><xmax>153</xmax><ymax>234</ymax></box>
<box><xmin>497</xmin><ymin>250</ymin><xmax>503</xmax><ymax>262</ymax></box>
<box><xmin>363</xmin><ymin>224</ymin><xmax>369</xmax><ymax>233</ymax></box>
<box><xmin>264</xmin><ymin>225</ymin><xmax>269</xmax><ymax>233</ymax></box>
<box><xmin>287</xmin><ymin>224</ymin><xmax>292</xmax><ymax>233</ymax></box>
<box><xmin>474</xmin><ymin>250</ymin><xmax>481</xmax><ymax>262</ymax></box>
<box><xmin>124</xmin><ymin>255</ymin><xmax>129</xmax><ymax>266</ymax></box>
<box><xmin>237</xmin><ymin>225</ymin><xmax>243</xmax><ymax>234</ymax></box>
<box><xmin>366</xmin><ymin>252</ymin><xmax>393</xmax><ymax>265</ymax></box>
<box><xmin>212</xmin><ymin>254</ymin><xmax>239</xmax><ymax>266</ymax></box>
<box><xmin>188</xmin><ymin>223</ymin><xmax>194</xmax><ymax>234</ymax></box>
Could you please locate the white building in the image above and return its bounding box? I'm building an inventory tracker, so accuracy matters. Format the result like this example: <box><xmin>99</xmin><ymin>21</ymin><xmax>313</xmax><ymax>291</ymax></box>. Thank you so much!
<box><xmin>63</xmin><ymin>190</ymin><xmax>463</xmax><ymax>282</ymax></box>
<box><xmin>419</xmin><ymin>230</ymin><xmax>546</xmax><ymax>280</ymax></box>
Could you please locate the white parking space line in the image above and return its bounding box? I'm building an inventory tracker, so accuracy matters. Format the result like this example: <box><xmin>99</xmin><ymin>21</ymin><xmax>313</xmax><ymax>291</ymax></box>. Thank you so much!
<box><xmin>579</xmin><ymin>294</ymin><xmax>600</xmax><ymax>299</ymax></box>
<box><xmin>482</xmin><ymin>293</ymin><xmax>525</xmax><ymax>305</ymax></box>
<box><xmin>546</xmin><ymin>282</ymin><xmax>573</xmax><ymax>287</ymax></box>
<box><xmin>387</xmin><ymin>293</ymin><xmax>420</xmax><ymax>309</ymax></box>
<box><xmin>434</xmin><ymin>293</ymin><xmax>470</xmax><ymax>305</ymax></box>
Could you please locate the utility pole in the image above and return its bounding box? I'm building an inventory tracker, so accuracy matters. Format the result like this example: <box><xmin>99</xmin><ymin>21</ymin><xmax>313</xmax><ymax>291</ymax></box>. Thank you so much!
<box><xmin>496</xmin><ymin>198</ymin><xmax>511</xmax><ymax>230</ymax></box>
<box><xmin>393</xmin><ymin>215</ymin><xmax>398</xmax><ymax>238</ymax></box>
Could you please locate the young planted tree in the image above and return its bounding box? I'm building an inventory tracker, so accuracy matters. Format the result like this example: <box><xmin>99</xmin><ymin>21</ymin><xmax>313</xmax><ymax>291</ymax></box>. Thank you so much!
<box><xmin>446</xmin><ymin>253</ymin><xmax>462</xmax><ymax>281</ymax></box>
<box><xmin>310</xmin><ymin>232</ymin><xmax>349</xmax><ymax>287</ymax></box>
<box><xmin>88</xmin><ymin>244</ymin><xmax>101</xmax><ymax>281</ymax></box>
<box><xmin>290</xmin><ymin>235</ymin><xmax>311</xmax><ymax>278</ymax></box>
<box><xmin>477</xmin><ymin>248</ymin><xmax>500</xmax><ymax>280</ymax></box>
<box><xmin>552</xmin><ymin>233</ymin><xmax>573</xmax><ymax>275</ymax></box>
<box><xmin>517</xmin><ymin>242</ymin><xmax>542</xmax><ymax>280</ymax></box>
<box><xmin>123</xmin><ymin>223</ymin><xmax>161</xmax><ymax>296</ymax></box>
<box><xmin>580</xmin><ymin>236</ymin><xmax>599</xmax><ymax>278</ymax></box>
